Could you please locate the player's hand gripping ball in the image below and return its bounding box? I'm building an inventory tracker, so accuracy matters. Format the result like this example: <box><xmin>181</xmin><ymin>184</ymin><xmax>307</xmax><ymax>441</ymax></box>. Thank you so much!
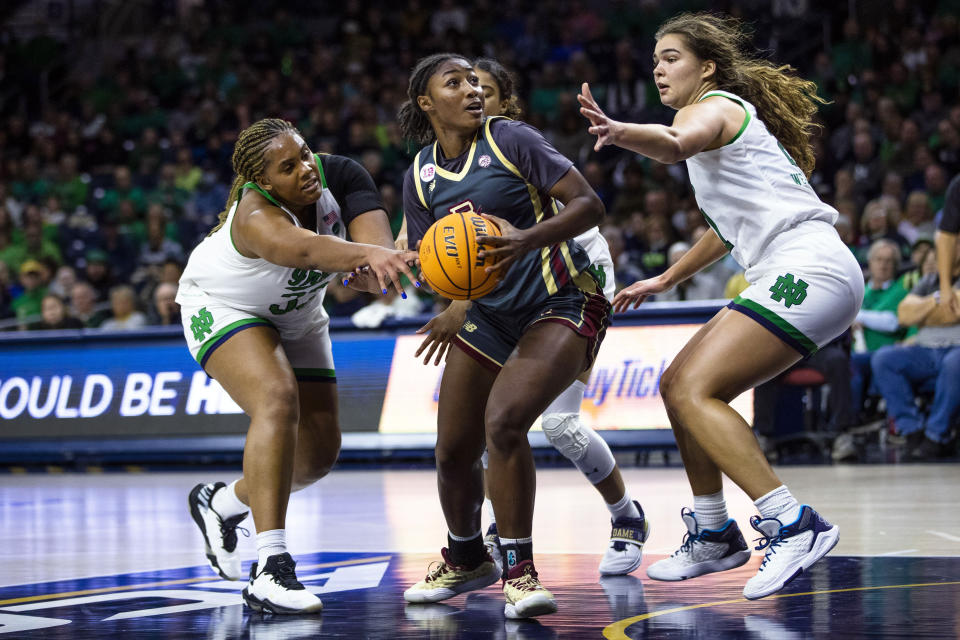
<box><xmin>418</xmin><ymin>211</ymin><xmax>502</xmax><ymax>300</ymax></box>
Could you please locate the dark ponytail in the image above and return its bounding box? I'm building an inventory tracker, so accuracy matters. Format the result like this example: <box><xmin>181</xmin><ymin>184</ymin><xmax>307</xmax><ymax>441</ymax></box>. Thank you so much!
<box><xmin>473</xmin><ymin>57</ymin><xmax>523</xmax><ymax>120</ymax></box>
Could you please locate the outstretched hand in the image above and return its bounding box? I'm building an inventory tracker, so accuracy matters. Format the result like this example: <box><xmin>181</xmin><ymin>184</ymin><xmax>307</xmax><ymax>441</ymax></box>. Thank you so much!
<box><xmin>611</xmin><ymin>275</ymin><xmax>672</xmax><ymax>313</ymax></box>
<box><xmin>361</xmin><ymin>247</ymin><xmax>420</xmax><ymax>297</ymax></box>
<box><xmin>578</xmin><ymin>82</ymin><xmax>621</xmax><ymax>152</ymax></box>
<box><xmin>414</xmin><ymin>301</ymin><xmax>469</xmax><ymax>366</ymax></box>
<box><xmin>476</xmin><ymin>213</ymin><xmax>529</xmax><ymax>276</ymax></box>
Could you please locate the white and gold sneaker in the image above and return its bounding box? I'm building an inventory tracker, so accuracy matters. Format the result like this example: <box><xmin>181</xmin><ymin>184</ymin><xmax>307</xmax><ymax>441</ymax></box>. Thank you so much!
<box><xmin>502</xmin><ymin>560</ymin><xmax>557</xmax><ymax>619</ymax></box>
<box><xmin>403</xmin><ymin>547</ymin><xmax>500</xmax><ymax>603</ymax></box>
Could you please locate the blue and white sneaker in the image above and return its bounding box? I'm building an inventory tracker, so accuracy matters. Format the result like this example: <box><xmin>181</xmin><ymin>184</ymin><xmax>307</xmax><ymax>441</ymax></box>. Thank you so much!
<box><xmin>599</xmin><ymin>501</ymin><xmax>650</xmax><ymax>576</ymax></box>
<box><xmin>743</xmin><ymin>505</ymin><xmax>839</xmax><ymax>600</ymax></box>
<box><xmin>646</xmin><ymin>508</ymin><xmax>750</xmax><ymax>581</ymax></box>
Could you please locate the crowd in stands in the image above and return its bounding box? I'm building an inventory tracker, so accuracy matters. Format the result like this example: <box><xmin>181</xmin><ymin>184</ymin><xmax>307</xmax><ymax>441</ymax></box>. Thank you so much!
<box><xmin>1</xmin><ymin>1</ymin><xmax>958</xmax><ymax>455</ymax></box>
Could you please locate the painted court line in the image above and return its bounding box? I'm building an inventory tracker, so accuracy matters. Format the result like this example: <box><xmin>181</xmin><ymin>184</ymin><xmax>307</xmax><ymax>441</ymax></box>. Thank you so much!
<box><xmin>603</xmin><ymin>580</ymin><xmax>960</xmax><ymax>639</ymax></box>
<box><xmin>927</xmin><ymin>530</ymin><xmax>960</xmax><ymax>543</ymax></box>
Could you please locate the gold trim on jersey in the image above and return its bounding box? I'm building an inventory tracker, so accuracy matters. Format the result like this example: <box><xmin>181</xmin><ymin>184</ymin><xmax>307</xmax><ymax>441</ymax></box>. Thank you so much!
<box><xmin>412</xmin><ymin>152</ymin><xmax>428</xmax><ymax>209</ymax></box>
<box><xmin>432</xmin><ymin>132</ymin><xmax>479</xmax><ymax>181</ymax></box>
<box><xmin>484</xmin><ymin>116</ymin><xmax>559</xmax><ymax>295</ymax></box>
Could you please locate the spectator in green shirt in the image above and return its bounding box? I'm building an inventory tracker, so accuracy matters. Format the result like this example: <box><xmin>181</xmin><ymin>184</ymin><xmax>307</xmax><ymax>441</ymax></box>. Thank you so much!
<box><xmin>20</xmin><ymin>220</ymin><xmax>62</xmax><ymax>269</ymax></box>
<box><xmin>51</xmin><ymin>153</ymin><xmax>89</xmax><ymax>211</ymax></box>
<box><xmin>98</xmin><ymin>166</ymin><xmax>146</xmax><ymax>220</ymax></box>
<box><xmin>850</xmin><ymin>239</ymin><xmax>909</xmax><ymax>420</ymax></box>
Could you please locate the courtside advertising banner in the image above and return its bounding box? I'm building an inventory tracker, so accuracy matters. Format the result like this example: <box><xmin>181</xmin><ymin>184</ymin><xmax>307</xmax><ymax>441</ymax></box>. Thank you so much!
<box><xmin>0</xmin><ymin>331</ymin><xmax>394</xmax><ymax>438</ymax></box>
<box><xmin>378</xmin><ymin>324</ymin><xmax>753</xmax><ymax>433</ymax></box>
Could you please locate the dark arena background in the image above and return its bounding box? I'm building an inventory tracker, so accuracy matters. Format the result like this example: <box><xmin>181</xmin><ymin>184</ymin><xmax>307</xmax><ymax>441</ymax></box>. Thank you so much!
<box><xmin>1</xmin><ymin>1</ymin><xmax>959</xmax><ymax>638</ymax></box>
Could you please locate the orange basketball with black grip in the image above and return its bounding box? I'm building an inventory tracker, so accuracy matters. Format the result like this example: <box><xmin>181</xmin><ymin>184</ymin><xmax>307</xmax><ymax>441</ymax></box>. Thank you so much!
<box><xmin>417</xmin><ymin>211</ymin><xmax>502</xmax><ymax>300</ymax></box>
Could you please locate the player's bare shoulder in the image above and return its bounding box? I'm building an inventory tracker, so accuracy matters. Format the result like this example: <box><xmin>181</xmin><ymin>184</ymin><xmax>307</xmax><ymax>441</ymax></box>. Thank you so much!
<box><xmin>233</xmin><ymin>189</ymin><xmax>294</xmax><ymax>257</ymax></box>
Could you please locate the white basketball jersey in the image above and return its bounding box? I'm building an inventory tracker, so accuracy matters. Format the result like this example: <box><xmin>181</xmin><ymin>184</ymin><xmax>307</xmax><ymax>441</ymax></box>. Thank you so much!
<box><xmin>573</xmin><ymin>226</ymin><xmax>610</xmax><ymax>265</ymax></box>
<box><xmin>685</xmin><ymin>90</ymin><xmax>838</xmax><ymax>270</ymax></box>
<box><xmin>177</xmin><ymin>179</ymin><xmax>345</xmax><ymax>332</ymax></box>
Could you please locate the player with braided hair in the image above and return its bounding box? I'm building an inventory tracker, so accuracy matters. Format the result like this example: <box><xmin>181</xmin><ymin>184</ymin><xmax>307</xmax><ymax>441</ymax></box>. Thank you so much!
<box><xmin>180</xmin><ymin>118</ymin><xmax>418</xmax><ymax>614</ymax></box>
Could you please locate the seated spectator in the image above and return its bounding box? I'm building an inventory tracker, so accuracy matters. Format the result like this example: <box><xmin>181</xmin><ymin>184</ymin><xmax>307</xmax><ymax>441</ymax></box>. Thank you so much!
<box><xmin>147</xmin><ymin>281</ymin><xmax>181</xmax><ymax>326</ymax></box>
<box><xmin>11</xmin><ymin>259</ymin><xmax>50</xmax><ymax>329</ymax></box>
<box><xmin>20</xmin><ymin>218</ymin><xmax>63</xmax><ymax>269</ymax></box>
<box><xmin>899</xmin><ymin>237</ymin><xmax>935</xmax><ymax>291</ymax></box>
<box><xmin>898</xmin><ymin>190</ymin><xmax>936</xmax><ymax>246</ymax></box>
<box><xmin>857</xmin><ymin>198</ymin><xmax>909</xmax><ymax>260</ymax></box>
<box><xmin>97</xmin><ymin>166</ymin><xmax>146</xmax><ymax>221</ymax></box>
<box><xmin>131</xmin><ymin>204</ymin><xmax>185</xmax><ymax>291</ymax></box>
<box><xmin>628</xmin><ymin>213</ymin><xmax>673</xmax><ymax>279</ymax></box>
<box><xmin>48</xmin><ymin>264</ymin><xmax>78</xmax><ymax>299</ymax></box>
<box><xmin>83</xmin><ymin>248</ymin><xmax>119</xmax><ymax>301</ymax></box>
<box><xmin>656</xmin><ymin>237</ymin><xmax>729</xmax><ymax>301</ymax></box>
<box><xmin>69</xmin><ymin>280</ymin><xmax>108</xmax><ymax>328</ymax></box>
<box><xmin>850</xmin><ymin>239</ymin><xmax>909</xmax><ymax>422</ymax></box>
<box><xmin>871</xmin><ymin>234</ymin><xmax>960</xmax><ymax>459</ymax></box>
<box><xmin>100</xmin><ymin>284</ymin><xmax>147</xmax><ymax>331</ymax></box>
<box><xmin>30</xmin><ymin>293</ymin><xmax>84</xmax><ymax>330</ymax></box>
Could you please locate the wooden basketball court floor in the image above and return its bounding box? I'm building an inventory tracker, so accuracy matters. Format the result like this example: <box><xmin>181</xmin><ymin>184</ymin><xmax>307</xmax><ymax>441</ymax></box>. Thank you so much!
<box><xmin>2</xmin><ymin>464</ymin><xmax>959</xmax><ymax>638</ymax></box>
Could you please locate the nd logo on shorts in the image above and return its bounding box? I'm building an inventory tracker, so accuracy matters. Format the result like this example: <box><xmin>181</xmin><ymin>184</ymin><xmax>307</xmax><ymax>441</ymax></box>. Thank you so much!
<box><xmin>190</xmin><ymin>307</ymin><xmax>214</xmax><ymax>342</ymax></box>
<box><xmin>420</xmin><ymin>163</ymin><xmax>436</xmax><ymax>182</ymax></box>
<box><xmin>769</xmin><ymin>273</ymin><xmax>808</xmax><ymax>308</ymax></box>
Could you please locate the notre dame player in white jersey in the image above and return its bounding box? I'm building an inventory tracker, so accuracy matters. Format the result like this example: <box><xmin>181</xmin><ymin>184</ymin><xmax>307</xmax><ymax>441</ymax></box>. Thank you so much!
<box><xmin>409</xmin><ymin>57</ymin><xmax>650</xmax><ymax>580</ymax></box>
<box><xmin>579</xmin><ymin>13</ymin><xmax>863</xmax><ymax>600</ymax></box>
<box><xmin>180</xmin><ymin>118</ymin><xmax>418</xmax><ymax>614</ymax></box>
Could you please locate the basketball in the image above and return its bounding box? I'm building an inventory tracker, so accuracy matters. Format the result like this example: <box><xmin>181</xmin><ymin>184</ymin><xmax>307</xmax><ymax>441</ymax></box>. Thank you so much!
<box><xmin>417</xmin><ymin>211</ymin><xmax>502</xmax><ymax>300</ymax></box>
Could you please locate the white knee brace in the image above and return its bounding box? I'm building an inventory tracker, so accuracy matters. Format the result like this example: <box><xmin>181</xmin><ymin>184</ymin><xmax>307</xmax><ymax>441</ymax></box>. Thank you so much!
<box><xmin>541</xmin><ymin>413</ymin><xmax>616</xmax><ymax>483</ymax></box>
<box><xmin>542</xmin><ymin>413</ymin><xmax>590</xmax><ymax>461</ymax></box>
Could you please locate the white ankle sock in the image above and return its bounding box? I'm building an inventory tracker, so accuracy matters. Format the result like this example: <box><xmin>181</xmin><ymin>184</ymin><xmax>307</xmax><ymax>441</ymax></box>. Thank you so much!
<box><xmin>754</xmin><ymin>485</ymin><xmax>801</xmax><ymax>524</ymax></box>
<box><xmin>607</xmin><ymin>493</ymin><xmax>640</xmax><ymax>521</ymax></box>
<box><xmin>693</xmin><ymin>490</ymin><xmax>728</xmax><ymax>531</ymax></box>
<box><xmin>483</xmin><ymin>498</ymin><xmax>496</xmax><ymax>526</ymax></box>
<box><xmin>212</xmin><ymin>480</ymin><xmax>248</xmax><ymax>518</ymax></box>
<box><xmin>256</xmin><ymin>529</ymin><xmax>287</xmax><ymax>568</ymax></box>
